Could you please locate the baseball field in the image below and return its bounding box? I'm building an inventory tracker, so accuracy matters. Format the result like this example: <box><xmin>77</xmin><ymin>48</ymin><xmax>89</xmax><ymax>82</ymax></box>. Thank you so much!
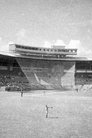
<box><xmin>0</xmin><ymin>90</ymin><xmax>92</xmax><ymax>138</ymax></box>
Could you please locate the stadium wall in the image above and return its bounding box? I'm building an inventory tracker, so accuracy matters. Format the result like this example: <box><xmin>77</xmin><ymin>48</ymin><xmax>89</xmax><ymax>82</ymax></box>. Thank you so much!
<box><xmin>17</xmin><ymin>58</ymin><xmax>75</xmax><ymax>90</ymax></box>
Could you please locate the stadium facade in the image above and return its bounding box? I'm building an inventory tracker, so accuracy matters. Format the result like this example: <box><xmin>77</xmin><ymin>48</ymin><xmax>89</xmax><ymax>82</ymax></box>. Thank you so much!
<box><xmin>0</xmin><ymin>44</ymin><xmax>92</xmax><ymax>91</ymax></box>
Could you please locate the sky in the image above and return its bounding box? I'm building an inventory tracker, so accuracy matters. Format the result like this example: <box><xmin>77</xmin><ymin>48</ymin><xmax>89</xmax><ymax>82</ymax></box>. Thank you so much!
<box><xmin>0</xmin><ymin>0</ymin><xmax>92</xmax><ymax>57</ymax></box>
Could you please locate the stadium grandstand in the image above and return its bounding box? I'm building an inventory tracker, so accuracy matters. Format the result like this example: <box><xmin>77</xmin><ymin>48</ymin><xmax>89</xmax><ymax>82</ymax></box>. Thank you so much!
<box><xmin>0</xmin><ymin>43</ymin><xmax>92</xmax><ymax>91</ymax></box>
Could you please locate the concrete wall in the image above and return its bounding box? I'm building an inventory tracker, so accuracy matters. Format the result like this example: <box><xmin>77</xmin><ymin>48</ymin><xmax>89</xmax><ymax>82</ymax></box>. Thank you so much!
<box><xmin>17</xmin><ymin>58</ymin><xmax>75</xmax><ymax>90</ymax></box>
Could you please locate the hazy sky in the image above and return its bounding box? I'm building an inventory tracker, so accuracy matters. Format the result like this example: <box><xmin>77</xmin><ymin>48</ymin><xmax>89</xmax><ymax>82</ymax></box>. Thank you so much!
<box><xmin>0</xmin><ymin>0</ymin><xmax>92</xmax><ymax>57</ymax></box>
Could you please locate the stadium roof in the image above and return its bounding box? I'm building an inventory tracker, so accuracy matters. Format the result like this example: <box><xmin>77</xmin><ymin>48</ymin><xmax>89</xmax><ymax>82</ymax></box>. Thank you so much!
<box><xmin>0</xmin><ymin>51</ymin><xmax>25</xmax><ymax>57</ymax></box>
<box><xmin>0</xmin><ymin>50</ymin><xmax>92</xmax><ymax>61</ymax></box>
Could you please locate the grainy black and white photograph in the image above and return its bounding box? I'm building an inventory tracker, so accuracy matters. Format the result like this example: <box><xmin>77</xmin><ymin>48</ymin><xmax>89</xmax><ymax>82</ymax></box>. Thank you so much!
<box><xmin>0</xmin><ymin>0</ymin><xmax>92</xmax><ymax>138</ymax></box>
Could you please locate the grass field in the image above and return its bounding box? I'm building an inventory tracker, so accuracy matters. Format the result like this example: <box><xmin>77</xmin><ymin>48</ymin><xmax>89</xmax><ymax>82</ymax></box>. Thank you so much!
<box><xmin>0</xmin><ymin>90</ymin><xmax>92</xmax><ymax>138</ymax></box>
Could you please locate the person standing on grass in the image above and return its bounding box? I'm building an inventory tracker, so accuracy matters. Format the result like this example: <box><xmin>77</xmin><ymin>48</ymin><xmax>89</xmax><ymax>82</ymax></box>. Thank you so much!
<box><xmin>21</xmin><ymin>86</ymin><xmax>23</xmax><ymax>97</ymax></box>
<box><xmin>45</xmin><ymin>105</ymin><xmax>53</xmax><ymax>118</ymax></box>
<box><xmin>45</xmin><ymin>105</ymin><xmax>49</xmax><ymax>118</ymax></box>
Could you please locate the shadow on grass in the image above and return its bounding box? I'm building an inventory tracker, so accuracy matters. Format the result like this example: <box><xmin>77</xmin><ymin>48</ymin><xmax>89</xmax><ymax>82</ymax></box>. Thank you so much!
<box><xmin>46</xmin><ymin>116</ymin><xmax>60</xmax><ymax>119</ymax></box>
